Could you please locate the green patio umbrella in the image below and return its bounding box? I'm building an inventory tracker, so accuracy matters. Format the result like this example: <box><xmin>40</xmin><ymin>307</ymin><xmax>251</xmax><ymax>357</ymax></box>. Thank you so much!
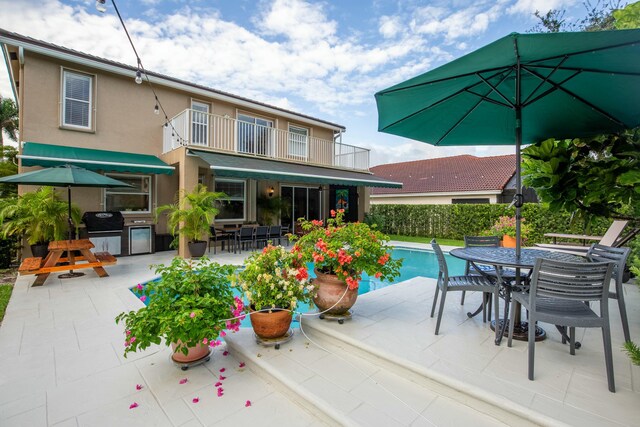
<box><xmin>0</xmin><ymin>165</ymin><xmax>132</xmax><ymax>276</ymax></box>
<box><xmin>376</xmin><ymin>29</ymin><xmax>640</xmax><ymax>257</ymax></box>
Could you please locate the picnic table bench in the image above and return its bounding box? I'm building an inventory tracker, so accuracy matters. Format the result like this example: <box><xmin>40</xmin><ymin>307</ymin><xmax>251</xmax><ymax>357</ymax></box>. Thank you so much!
<box><xmin>18</xmin><ymin>239</ymin><xmax>116</xmax><ymax>286</ymax></box>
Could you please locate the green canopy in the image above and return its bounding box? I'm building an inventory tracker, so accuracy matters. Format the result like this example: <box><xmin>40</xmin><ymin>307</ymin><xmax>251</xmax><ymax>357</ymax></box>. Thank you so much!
<box><xmin>19</xmin><ymin>142</ymin><xmax>174</xmax><ymax>175</ymax></box>
<box><xmin>376</xmin><ymin>29</ymin><xmax>640</xmax><ymax>256</ymax></box>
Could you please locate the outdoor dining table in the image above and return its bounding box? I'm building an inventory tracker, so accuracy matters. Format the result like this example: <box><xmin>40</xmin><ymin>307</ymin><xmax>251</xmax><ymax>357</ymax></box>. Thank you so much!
<box><xmin>449</xmin><ymin>247</ymin><xmax>585</xmax><ymax>345</ymax></box>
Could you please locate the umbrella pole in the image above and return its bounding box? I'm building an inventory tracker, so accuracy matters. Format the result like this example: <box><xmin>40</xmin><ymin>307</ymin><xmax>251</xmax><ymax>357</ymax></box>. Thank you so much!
<box><xmin>60</xmin><ymin>185</ymin><xmax>84</xmax><ymax>279</ymax></box>
<box><xmin>67</xmin><ymin>185</ymin><xmax>73</xmax><ymax>241</ymax></box>
<box><xmin>514</xmin><ymin>40</ymin><xmax>522</xmax><ymax>260</ymax></box>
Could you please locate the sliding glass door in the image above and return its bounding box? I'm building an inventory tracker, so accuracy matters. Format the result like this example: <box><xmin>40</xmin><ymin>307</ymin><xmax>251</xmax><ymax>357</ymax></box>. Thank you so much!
<box><xmin>280</xmin><ymin>186</ymin><xmax>321</xmax><ymax>231</ymax></box>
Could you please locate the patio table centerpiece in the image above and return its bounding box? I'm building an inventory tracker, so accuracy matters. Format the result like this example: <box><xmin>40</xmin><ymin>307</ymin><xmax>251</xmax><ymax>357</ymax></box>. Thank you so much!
<box><xmin>234</xmin><ymin>244</ymin><xmax>315</xmax><ymax>340</ymax></box>
<box><xmin>489</xmin><ymin>215</ymin><xmax>531</xmax><ymax>247</ymax></box>
<box><xmin>115</xmin><ymin>257</ymin><xmax>242</xmax><ymax>365</ymax></box>
<box><xmin>294</xmin><ymin>209</ymin><xmax>402</xmax><ymax>318</ymax></box>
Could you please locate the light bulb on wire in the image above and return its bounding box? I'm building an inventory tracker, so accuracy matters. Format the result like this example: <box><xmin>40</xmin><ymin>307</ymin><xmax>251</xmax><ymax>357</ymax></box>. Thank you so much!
<box><xmin>96</xmin><ymin>0</ymin><xmax>107</xmax><ymax>13</ymax></box>
<box><xmin>135</xmin><ymin>69</ymin><xmax>143</xmax><ymax>84</ymax></box>
<box><xmin>154</xmin><ymin>103</ymin><xmax>159</xmax><ymax>115</ymax></box>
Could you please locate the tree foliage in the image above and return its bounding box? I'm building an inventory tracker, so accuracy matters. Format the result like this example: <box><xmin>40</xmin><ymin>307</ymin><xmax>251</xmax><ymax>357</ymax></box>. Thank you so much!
<box><xmin>0</xmin><ymin>96</ymin><xmax>18</xmax><ymax>148</ymax></box>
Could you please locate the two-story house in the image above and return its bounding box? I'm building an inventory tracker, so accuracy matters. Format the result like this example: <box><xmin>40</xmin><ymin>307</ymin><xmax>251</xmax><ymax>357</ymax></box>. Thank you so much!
<box><xmin>0</xmin><ymin>29</ymin><xmax>400</xmax><ymax>257</ymax></box>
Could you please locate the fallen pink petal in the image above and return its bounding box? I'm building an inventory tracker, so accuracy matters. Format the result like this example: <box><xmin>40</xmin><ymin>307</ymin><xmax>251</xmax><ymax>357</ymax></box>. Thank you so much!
<box><xmin>245</xmin><ymin>400</ymin><xmax>251</xmax><ymax>407</ymax></box>
<box><xmin>220</xmin><ymin>331</ymin><xmax>226</xmax><ymax>337</ymax></box>
<box><xmin>219</xmin><ymin>375</ymin><xmax>226</xmax><ymax>380</ymax></box>
<box><xmin>239</xmin><ymin>362</ymin><xmax>245</xmax><ymax>368</ymax></box>
<box><xmin>192</xmin><ymin>397</ymin><xmax>199</xmax><ymax>403</ymax></box>
<box><xmin>129</xmin><ymin>402</ymin><xmax>139</xmax><ymax>409</ymax></box>
<box><xmin>223</xmin><ymin>351</ymin><xmax>229</xmax><ymax>356</ymax></box>
<box><xmin>219</xmin><ymin>367</ymin><xmax>226</xmax><ymax>373</ymax></box>
<box><xmin>214</xmin><ymin>381</ymin><xmax>222</xmax><ymax>387</ymax></box>
<box><xmin>135</xmin><ymin>384</ymin><xmax>143</xmax><ymax>390</ymax></box>
<box><xmin>179</xmin><ymin>378</ymin><xmax>188</xmax><ymax>384</ymax></box>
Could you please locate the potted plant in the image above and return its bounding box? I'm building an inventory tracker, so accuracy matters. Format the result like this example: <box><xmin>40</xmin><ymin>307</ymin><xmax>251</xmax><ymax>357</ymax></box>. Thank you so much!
<box><xmin>156</xmin><ymin>184</ymin><xmax>227</xmax><ymax>257</ymax></box>
<box><xmin>115</xmin><ymin>257</ymin><xmax>243</xmax><ymax>364</ymax></box>
<box><xmin>233</xmin><ymin>244</ymin><xmax>315</xmax><ymax>339</ymax></box>
<box><xmin>0</xmin><ymin>186</ymin><xmax>81</xmax><ymax>257</ymax></box>
<box><xmin>489</xmin><ymin>215</ymin><xmax>531</xmax><ymax>247</ymax></box>
<box><xmin>294</xmin><ymin>210</ymin><xmax>402</xmax><ymax>317</ymax></box>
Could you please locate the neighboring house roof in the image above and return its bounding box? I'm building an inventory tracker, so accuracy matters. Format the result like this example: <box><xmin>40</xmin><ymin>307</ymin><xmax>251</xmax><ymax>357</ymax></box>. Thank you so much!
<box><xmin>370</xmin><ymin>154</ymin><xmax>516</xmax><ymax>195</ymax></box>
<box><xmin>0</xmin><ymin>28</ymin><xmax>345</xmax><ymax>132</ymax></box>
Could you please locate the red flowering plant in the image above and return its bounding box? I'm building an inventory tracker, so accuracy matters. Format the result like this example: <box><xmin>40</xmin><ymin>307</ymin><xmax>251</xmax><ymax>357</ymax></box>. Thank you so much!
<box><xmin>233</xmin><ymin>245</ymin><xmax>316</xmax><ymax>311</ymax></box>
<box><xmin>293</xmin><ymin>210</ymin><xmax>402</xmax><ymax>290</ymax></box>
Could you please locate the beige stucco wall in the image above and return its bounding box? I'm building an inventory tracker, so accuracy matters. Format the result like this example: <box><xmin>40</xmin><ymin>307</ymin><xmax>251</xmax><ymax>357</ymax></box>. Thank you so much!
<box><xmin>370</xmin><ymin>194</ymin><xmax>499</xmax><ymax>205</ymax></box>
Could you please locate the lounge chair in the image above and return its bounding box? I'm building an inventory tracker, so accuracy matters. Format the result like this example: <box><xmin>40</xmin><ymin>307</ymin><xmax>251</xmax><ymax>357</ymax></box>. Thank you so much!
<box><xmin>535</xmin><ymin>220</ymin><xmax>631</xmax><ymax>255</ymax></box>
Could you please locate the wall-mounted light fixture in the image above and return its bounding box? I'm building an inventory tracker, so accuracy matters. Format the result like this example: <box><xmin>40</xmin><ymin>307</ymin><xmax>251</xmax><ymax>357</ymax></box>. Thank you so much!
<box><xmin>268</xmin><ymin>187</ymin><xmax>275</xmax><ymax>197</ymax></box>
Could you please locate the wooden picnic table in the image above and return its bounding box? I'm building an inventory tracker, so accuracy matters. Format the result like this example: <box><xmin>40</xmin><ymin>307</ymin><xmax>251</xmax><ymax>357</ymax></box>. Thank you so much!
<box><xmin>19</xmin><ymin>239</ymin><xmax>116</xmax><ymax>286</ymax></box>
<box><xmin>543</xmin><ymin>232</ymin><xmax>602</xmax><ymax>246</ymax></box>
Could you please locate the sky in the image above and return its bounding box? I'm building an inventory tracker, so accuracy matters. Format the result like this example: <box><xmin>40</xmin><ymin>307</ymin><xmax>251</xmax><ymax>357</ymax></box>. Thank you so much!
<box><xmin>0</xmin><ymin>0</ymin><xmax>590</xmax><ymax>165</ymax></box>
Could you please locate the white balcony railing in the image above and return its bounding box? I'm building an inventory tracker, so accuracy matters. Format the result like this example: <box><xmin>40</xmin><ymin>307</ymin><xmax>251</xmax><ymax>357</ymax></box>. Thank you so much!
<box><xmin>162</xmin><ymin>109</ymin><xmax>370</xmax><ymax>171</ymax></box>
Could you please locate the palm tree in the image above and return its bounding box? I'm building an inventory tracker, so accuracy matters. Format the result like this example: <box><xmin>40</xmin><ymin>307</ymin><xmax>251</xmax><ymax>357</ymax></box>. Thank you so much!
<box><xmin>0</xmin><ymin>96</ymin><xmax>19</xmax><ymax>149</ymax></box>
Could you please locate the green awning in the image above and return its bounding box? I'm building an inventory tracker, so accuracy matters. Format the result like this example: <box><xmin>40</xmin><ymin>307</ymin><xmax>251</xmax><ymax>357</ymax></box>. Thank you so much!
<box><xmin>19</xmin><ymin>142</ymin><xmax>174</xmax><ymax>175</ymax></box>
<box><xmin>189</xmin><ymin>149</ymin><xmax>402</xmax><ymax>188</ymax></box>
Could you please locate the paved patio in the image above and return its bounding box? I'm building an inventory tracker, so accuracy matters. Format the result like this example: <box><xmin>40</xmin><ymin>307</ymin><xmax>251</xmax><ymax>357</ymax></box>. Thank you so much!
<box><xmin>0</xmin><ymin>243</ymin><xmax>637</xmax><ymax>426</ymax></box>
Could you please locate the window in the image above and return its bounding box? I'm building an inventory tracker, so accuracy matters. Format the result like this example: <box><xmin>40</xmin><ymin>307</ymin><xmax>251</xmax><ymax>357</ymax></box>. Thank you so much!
<box><xmin>237</xmin><ymin>113</ymin><xmax>273</xmax><ymax>156</ymax></box>
<box><xmin>62</xmin><ymin>70</ymin><xmax>92</xmax><ymax>129</ymax></box>
<box><xmin>191</xmin><ymin>101</ymin><xmax>209</xmax><ymax>146</ymax></box>
<box><xmin>215</xmin><ymin>179</ymin><xmax>245</xmax><ymax>221</ymax></box>
<box><xmin>105</xmin><ymin>174</ymin><xmax>151</xmax><ymax>213</ymax></box>
<box><xmin>288</xmin><ymin>125</ymin><xmax>308</xmax><ymax>158</ymax></box>
<box><xmin>452</xmin><ymin>198</ymin><xmax>490</xmax><ymax>204</ymax></box>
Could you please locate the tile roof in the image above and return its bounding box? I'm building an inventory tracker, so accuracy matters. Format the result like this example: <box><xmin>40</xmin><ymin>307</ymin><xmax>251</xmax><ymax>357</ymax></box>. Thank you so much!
<box><xmin>370</xmin><ymin>154</ymin><xmax>516</xmax><ymax>195</ymax></box>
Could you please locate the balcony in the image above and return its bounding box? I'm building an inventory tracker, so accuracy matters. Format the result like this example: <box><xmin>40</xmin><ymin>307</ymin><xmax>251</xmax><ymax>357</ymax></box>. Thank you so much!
<box><xmin>162</xmin><ymin>109</ymin><xmax>370</xmax><ymax>171</ymax></box>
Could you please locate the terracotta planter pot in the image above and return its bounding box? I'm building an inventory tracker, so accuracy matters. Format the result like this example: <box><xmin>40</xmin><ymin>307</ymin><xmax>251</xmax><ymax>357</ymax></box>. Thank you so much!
<box><xmin>250</xmin><ymin>307</ymin><xmax>293</xmax><ymax>339</ymax></box>
<box><xmin>312</xmin><ymin>269</ymin><xmax>358</xmax><ymax>315</ymax></box>
<box><xmin>30</xmin><ymin>242</ymin><xmax>49</xmax><ymax>258</ymax></box>
<box><xmin>501</xmin><ymin>235</ymin><xmax>517</xmax><ymax>247</ymax></box>
<box><xmin>170</xmin><ymin>342</ymin><xmax>210</xmax><ymax>363</ymax></box>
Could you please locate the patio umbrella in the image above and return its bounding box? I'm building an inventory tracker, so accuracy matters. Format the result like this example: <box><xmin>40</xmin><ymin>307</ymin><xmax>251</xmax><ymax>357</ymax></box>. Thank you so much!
<box><xmin>376</xmin><ymin>29</ymin><xmax>640</xmax><ymax>258</ymax></box>
<box><xmin>0</xmin><ymin>164</ymin><xmax>132</xmax><ymax>276</ymax></box>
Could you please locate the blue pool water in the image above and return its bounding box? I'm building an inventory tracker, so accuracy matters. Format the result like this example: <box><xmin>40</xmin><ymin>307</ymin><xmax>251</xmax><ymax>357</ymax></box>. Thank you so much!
<box><xmin>132</xmin><ymin>247</ymin><xmax>465</xmax><ymax>327</ymax></box>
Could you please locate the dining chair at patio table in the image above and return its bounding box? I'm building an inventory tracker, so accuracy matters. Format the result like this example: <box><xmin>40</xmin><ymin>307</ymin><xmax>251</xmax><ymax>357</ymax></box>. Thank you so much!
<box><xmin>268</xmin><ymin>225</ymin><xmax>282</xmax><ymax>246</ymax></box>
<box><xmin>586</xmin><ymin>244</ymin><xmax>632</xmax><ymax>343</ymax></box>
<box><xmin>431</xmin><ymin>240</ymin><xmax>500</xmax><ymax>337</ymax></box>
<box><xmin>460</xmin><ymin>236</ymin><xmax>500</xmax><ymax>306</ymax></box>
<box><xmin>254</xmin><ymin>226</ymin><xmax>270</xmax><ymax>248</ymax></box>
<box><xmin>507</xmin><ymin>258</ymin><xmax>615</xmax><ymax>392</ymax></box>
<box><xmin>235</xmin><ymin>226</ymin><xmax>256</xmax><ymax>252</ymax></box>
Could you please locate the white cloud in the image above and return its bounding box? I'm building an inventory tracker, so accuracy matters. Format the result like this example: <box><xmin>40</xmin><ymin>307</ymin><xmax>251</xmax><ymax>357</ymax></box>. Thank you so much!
<box><xmin>410</xmin><ymin>3</ymin><xmax>505</xmax><ymax>41</ymax></box>
<box><xmin>508</xmin><ymin>0</ymin><xmax>577</xmax><ymax>14</ymax></box>
<box><xmin>379</xmin><ymin>15</ymin><xmax>402</xmax><ymax>38</ymax></box>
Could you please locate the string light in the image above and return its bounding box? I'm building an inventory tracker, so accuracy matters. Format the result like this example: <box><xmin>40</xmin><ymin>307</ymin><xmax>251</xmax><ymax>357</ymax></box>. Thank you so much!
<box><xmin>95</xmin><ymin>0</ymin><xmax>106</xmax><ymax>13</ymax></box>
<box><xmin>97</xmin><ymin>0</ymin><xmax>185</xmax><ymax>143</ymax></box>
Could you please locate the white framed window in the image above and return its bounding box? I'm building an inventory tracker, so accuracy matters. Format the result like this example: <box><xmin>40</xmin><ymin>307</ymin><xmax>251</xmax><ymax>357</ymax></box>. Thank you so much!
<box><xmin>214</xmin><ymin>179</ymin><xmax>245</xmax><ymax>221</ymax></box>
<box><xmin>104</xmin><ymin>174</ymin><xmax>151</xmax><ymax>213</ymax></box>
<box><xmin>62</xmin><ymin>69</ymin><xmax>93</xmax><ymax>129</ymax></box>
<box><xmin>288</xmin><ymin>124</ymin><xmax>308</xmax><ymax>159</ymax></box>
<box><xmin>237</xmin><ymin>113</ymin><xmax>274</xmax><ymax>156</ymax></box>
<box><xmin>191</xmin><ymin>100</ymin><xmax>210</xmax><ymax>146</ymax></box>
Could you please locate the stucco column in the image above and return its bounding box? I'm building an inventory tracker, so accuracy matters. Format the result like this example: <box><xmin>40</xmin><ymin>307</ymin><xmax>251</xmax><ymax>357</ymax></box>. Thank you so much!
<box><xmin>160</xmin><ymin>147</ymin><xmax>200</xmax><ymax>258</ymax></box>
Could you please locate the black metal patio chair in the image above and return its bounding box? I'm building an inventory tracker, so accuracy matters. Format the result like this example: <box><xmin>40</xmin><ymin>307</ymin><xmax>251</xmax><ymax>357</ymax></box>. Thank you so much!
<box><xmin>254</xmin><ymin>226</ymin><xmax>270</xmax><ymax>248</ymax></box>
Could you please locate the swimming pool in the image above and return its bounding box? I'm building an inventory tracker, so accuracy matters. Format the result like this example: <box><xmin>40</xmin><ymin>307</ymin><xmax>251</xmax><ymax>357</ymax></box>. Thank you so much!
<box><xmin>132</xmin><ymin>247</ymin><xmax>465</xmax><ymax>327</ymax></box>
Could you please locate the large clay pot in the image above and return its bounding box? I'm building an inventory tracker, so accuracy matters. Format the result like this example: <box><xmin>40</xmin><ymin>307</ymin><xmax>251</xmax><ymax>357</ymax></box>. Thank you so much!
<box><xmin>313</xmin><ymin>269</ymin><xmax>358</xmax><ymax>315</ymax></box>
<box><xmin>171</xmin><ymin>342</ymin><xmax>210</xmax><ymax>363</ymax></box>
<box><xmin>250</xmin><ymin>307</ymin><xmax>292</xmax><ymax>339</ymax></box>
<box><xmin>30</xmin><ymin>242</ymin><xmax>50</xmax><ymax>258</ymax></box>
<box><xmin>188</xmin><ymin>241</ymin><xmax>207</xmax><ymax>258</ymax></box>
<box><xmin>501</xmin><ymin>235</ymin><xmax>516</xmax><ymax>248</ymax></box>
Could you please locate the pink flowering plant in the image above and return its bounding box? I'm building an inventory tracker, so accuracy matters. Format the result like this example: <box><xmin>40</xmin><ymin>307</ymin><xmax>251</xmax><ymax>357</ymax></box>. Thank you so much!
<box><xmin>488</xmin><ymin>215</ymin><xmax>531</xmax><ymax>242</ymax></box>
<box><xmin>293</xmin><ymin>210</ymin><xmax>402</xmax><ymax>290</ymax></box>
<box><xmin>115</xmin><ymin>257</ymin><xmax>242</xmax><ymax>357</ymax></box>
<box><xmin>233</xmin><ymin>244</ymin><xmax>315</xmax><ymax>311</ymax></box>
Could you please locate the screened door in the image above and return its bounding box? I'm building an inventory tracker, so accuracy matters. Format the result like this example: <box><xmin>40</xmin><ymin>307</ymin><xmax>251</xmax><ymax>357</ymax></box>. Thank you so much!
<box><xmin>280</xmin><ymin>186</ymin><xmax>321</xmax><ymax>231</ymax></box>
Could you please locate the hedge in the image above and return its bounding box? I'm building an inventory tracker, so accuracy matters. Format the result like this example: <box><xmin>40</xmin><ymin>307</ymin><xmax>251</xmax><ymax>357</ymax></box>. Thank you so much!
<box><xmin>368</xmin><ymin>203</ymin><xmax>612</xmax><ymax>244</ymax></box>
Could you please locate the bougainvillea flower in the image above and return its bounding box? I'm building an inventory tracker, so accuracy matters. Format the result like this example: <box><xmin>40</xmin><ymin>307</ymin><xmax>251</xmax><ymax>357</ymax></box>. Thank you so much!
<box><xmin>179</xmin><ymin>378</ymin><xmax>188</xmax><ymax>384</ymax></box>
<box><xmin>192</xmin><ymin>397</ymin><xmax>199</xmax><ymax>403</ymax></box>
<box><xmin>136</xmin><ymin>284</ymin><xmax>143</xmax><ymax>290</ymax></box>
<box><xmin>217</xmin><ymin>388</ymin><xmax>224</xmax><ymax>397</ymax></box>
<box><xmin>219</xmin><ymin>367</ymin><xmax>226</xmax><ymax>373</ymax></box>
<box><xmin>245</xmin><ymin>400</ymin><xmax>251</xmax><ymax>407</ymax></box>
<box><xmin>214</xmin><ymin>381</ymin><xmax>222</xmax><ymax>387</ymax></box>
<box><xmin>189</xmin><ymin>312</ymin><xmax>196</xmax><ymax>318</ymax></box>
<box><xmin>135</xmin><ymin>384</ymin><xmax>143</xmax><ymax>390</ymax></box>
<box><xmin>219</xmin><ymin>375</ymin><xmax>226</xmax><ymax>380</ymax></box>
<box><xmin>220</xmin><ymin>331</ymin><xmax>227</xmax><ymax>337</ymax></box>
<box><xmin>202</xmin><ymin>338</ymin><xmax>208</xmax><ymax>345</ymax></box>
<box><xmin>375</xmin><ymin>272</ymin><xmax>383</xmax><ymax>278</ymax></box>
<box><xmin>129</xmin><ymin>402</ymin><xmax>139</xmax><ymax>409</ymax></box>
<box><xmin>139</xmin><ymin>295</ymin><xmax>147</xmax><ymax>302</ymax></box>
